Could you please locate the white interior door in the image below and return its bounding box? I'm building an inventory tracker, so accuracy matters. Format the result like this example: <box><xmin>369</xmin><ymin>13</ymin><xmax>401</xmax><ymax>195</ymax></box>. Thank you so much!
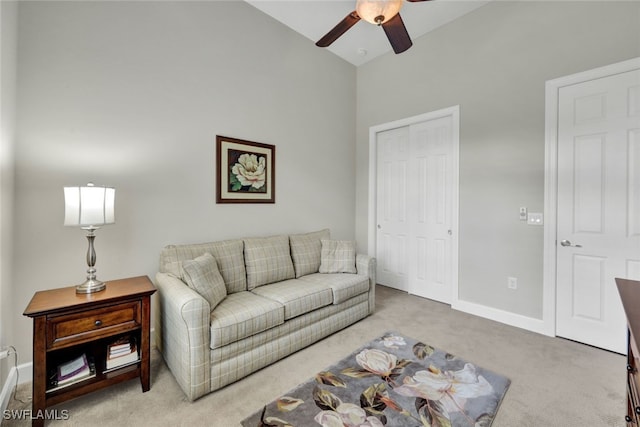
<box><xmin>375</xmin><ymin>109</ymin><xmax>458</xmax><ymax>303</ymax></box>
<box><xmin>376</xmin><ymin>126</ymin><xmax>410</xmax><ymax>291</ymax></box>
<box><xmin>407</xmin><ymin>117</ymin><xmax>454</xmax><ymax>303</ymax></box>
<box><xmin>556</xmin><ymin>69</ymin><xmax>640</xmax><ymax>354</ymax></box>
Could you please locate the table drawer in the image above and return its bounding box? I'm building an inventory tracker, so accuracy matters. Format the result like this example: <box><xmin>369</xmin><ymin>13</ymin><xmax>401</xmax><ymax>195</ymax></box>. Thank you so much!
<box><xmin>47</xmin><ymin>301</ymin><xmax>141</xmax><ymax>349</ymax></box>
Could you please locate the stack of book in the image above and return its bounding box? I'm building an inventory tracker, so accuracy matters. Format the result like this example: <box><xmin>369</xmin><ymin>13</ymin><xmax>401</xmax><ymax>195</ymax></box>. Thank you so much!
<box><xmin>48</xmin><ymin>354</ymin><xmax>96</xmax><ymax>392</ymax></box>
<box><xmin>106</xmin><ymin>336</ymin><xmax>139</xmax><ymax>370</ymax></box>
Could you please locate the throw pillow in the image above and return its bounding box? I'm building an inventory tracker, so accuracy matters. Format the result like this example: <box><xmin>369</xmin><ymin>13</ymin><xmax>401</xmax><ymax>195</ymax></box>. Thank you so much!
<box><xmin>244</xmin><ymin>235</ymin><xmax>295</xmax><ymax>290</ymax></box>
<box><xmin>181</xmin><ymin>252</ymin><xmax>227</xmax><ymax>310</ymax></box>
<box><xmin>319</xmin><ymin>239</ymin><xmax>357</xmax><ymax>274</ymax></box>
<box><xmin>289</xmin><ymin>229</ymin><xmax>331</xmax><ymax>278</ymax></box>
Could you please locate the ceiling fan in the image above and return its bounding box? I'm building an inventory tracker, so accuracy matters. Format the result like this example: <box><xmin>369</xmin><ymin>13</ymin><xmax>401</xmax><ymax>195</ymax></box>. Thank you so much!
<box><xmin>316</xmin><ymin>0</ymin><xmax>432</xmax><ymax>54</ymax></box>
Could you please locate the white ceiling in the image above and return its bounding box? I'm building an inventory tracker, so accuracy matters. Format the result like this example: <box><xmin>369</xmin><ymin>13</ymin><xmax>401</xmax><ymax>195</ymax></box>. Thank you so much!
<box><xmin>245</xmin><ymin>0</ymin><xmax>490</xmax><ymax>66</ymax></box>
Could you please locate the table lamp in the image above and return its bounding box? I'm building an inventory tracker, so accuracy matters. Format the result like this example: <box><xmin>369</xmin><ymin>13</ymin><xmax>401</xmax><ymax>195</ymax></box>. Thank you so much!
<box><xmin>63</xmin><ymin>183</ymin><xmax>115</xmax><ymax>294</ymax></box>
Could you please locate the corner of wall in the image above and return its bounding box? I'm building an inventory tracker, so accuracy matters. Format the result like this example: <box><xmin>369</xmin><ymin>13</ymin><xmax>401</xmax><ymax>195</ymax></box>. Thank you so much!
<box><xmin>0</xmin><ymin>0</ymin><xmax>18</xmax><ymax>391</ymax></box>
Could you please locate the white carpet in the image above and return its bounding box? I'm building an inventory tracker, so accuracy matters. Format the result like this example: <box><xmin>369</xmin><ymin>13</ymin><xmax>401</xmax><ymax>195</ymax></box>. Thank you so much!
<box><xmin>2</xmin><ymin>285</ymin><xmax>626</xmax><ymax>427</ymax></box>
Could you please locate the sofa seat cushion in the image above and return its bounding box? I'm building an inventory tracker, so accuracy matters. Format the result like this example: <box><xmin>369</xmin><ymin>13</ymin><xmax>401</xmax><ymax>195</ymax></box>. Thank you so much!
<box><xmin>210</xmin><ymin>292</ymin><xmax>285</xmax><ymax>350</ymax></box>
<box><xmin>251</xmin><ymin>279</ymin><xmax>333</xmax><ymax>320</ymax></box>
<box><xmin>299</xmin><ymin>273</ymin><xmax>370</xmax><ymax>305</ymax></box>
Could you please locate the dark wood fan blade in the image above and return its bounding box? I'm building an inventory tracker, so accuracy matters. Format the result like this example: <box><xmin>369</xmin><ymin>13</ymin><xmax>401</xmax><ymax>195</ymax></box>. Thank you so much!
<box><xmin>316</xmin><ymin>11</ymin><xmax>360</xmax><ymax>47</ymax></box>
<box><xmin>382</xmin><ymin>13</ymin><xmax>412</xmax><ymax>54</ymax></box>
<box><xmin>405</xmin><ymin>0</ymin><xmax>434</xmax><ymax>2</ymax></box>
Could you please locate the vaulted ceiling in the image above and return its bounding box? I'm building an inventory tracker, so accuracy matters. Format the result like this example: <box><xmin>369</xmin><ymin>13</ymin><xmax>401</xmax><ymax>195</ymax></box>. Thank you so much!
<box><xmin>245</xmin><ymin>0</ymin><xmax>490</xmax><ymax>66</ymax></box>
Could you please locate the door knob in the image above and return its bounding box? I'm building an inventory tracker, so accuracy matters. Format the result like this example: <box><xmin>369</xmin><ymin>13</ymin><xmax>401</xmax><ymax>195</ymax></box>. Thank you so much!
<box><xmin>560</xmin><ymin>239</ymin><xmax>582</xmax><ymax>248</ymax></box>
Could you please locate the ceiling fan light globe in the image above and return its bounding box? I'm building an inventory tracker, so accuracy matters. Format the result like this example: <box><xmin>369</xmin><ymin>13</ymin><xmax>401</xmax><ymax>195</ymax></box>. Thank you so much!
<box><xmin>356</xmin><ymin>0</ymin><xmax>403</xmax><ymax>26</ymax></box>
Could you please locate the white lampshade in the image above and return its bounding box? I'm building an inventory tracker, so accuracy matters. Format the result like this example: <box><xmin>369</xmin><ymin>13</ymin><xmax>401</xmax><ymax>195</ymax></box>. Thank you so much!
<box><xmin>356</xmin><ymin>0</ymin><xmax>403</xmax><ymax>25</ymax></box>
<box><xmin>64</xmin><ymin>183</ymin><xmax>115</xmax><ymax>227</ymax></box>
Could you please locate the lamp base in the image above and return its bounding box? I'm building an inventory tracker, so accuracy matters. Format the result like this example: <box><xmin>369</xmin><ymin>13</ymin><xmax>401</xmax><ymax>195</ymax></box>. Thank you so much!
<box><xmin>76</xmin><ymin>278</ymin><xmax>106</xmax><ymax>294</ymax></box>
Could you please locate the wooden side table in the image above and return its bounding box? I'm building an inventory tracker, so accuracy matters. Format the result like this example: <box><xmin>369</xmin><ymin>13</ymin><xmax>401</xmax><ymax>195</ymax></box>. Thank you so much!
<box><xmin>616</xmin><ymin>278</ymin><xmax>640</xmax><ymax>426</ymax></box>
<box><xmin>23</xmin><ymin>276</ymin><xmax>156</xmax><ymax>427</ymax></box>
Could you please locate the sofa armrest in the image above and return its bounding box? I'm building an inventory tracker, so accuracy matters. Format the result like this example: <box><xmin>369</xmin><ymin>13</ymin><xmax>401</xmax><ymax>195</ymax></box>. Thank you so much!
<box><xmin>155</xmin><ymin>272</ymin><xmax>211</xmax><ymax>401</ymax></box>
<box><xmin>356</xmin><ymin>254</ymin><xmax>376</xmax><ymax>314</ymax></box>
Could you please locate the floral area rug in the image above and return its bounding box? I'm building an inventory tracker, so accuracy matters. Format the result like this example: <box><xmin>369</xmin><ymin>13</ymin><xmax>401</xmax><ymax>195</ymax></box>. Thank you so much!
<box><xmin>241</xmin><ymin>332</ymin><xmax>510</xmax><ymax>427</ymax></box>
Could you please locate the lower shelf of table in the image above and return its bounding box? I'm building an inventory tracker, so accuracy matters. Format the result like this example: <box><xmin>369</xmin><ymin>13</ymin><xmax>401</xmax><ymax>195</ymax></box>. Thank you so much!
<box><xmin>44</xmin><ymin>363</ymin><xmax>141</xmax><ymax>407</ymax></box>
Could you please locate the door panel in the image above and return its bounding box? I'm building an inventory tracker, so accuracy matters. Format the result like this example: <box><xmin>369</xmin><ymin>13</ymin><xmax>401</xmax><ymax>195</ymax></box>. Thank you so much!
<box><xmin>408</xmin><ymin>117</ymin><xmax>453</xmax><ymax>303</ymax></box>
<box><xmin>556</xmin><ymin>69</ymin><xmax>640</xmax><ymax>353</ymax></box>
<box><xmin>630</xmin><ymin>129</ymin><xmax>640</xmax><ymax>236</ymax></box>
<box><xmin>571</xmin><ymin>254</ymin><xmax>605</xmax><ymax>320</ymax></box>
<box><xmin>376</xmin><ymin>127</ymin><xmax>410</xmax><ymax>291</ymax></box>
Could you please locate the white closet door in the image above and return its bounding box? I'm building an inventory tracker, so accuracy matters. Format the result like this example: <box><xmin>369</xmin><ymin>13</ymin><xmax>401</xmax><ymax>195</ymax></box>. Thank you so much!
<box><xmin>376</xmin><ymin>126</ymin><xmax>410</xmax><ymax>291</ymax></box>
<box><xmin>408</xmin><ymin>116</ymin><xmax>454</xmax><ymax>304</ymax></box>
<box><xmin>375</xmin><ymin>110</ymin><xmax>457</xmax><ymax>303</ymax></box>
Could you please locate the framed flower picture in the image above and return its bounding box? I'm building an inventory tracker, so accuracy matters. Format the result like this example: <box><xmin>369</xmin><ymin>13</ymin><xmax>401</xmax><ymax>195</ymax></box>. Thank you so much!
<box><xmin>216</xmin><ymin>135</ymin><xmax>275</xmax><ymax>203</ymax></box>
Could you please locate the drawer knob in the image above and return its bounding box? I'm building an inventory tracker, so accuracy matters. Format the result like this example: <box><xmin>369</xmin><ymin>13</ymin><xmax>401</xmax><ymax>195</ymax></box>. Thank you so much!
<box><xmin>636</xmin><ymin>407</ymin><xmax>640</xmax><ymax>415</ymax></box>
<box><xmin>626</xmin><ymin>415</ymin><xmax>633</xmax><ymax>423</ymax></box>
<box><xmin>628</xmin><ymin>364</ymin><xmax>637</xmax><ymax>373</ymax></box>
<box><xmin>94</xmin><ymin>320</ymin><xmax>102</xmax><ymax>327</ymax></box>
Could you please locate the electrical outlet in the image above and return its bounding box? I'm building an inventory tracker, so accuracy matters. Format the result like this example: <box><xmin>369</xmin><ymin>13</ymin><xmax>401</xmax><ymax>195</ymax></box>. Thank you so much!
<box><xmin>508</xmin><ymin>277</ymin><xmax>518</xmax><ymax>290</ymax></box>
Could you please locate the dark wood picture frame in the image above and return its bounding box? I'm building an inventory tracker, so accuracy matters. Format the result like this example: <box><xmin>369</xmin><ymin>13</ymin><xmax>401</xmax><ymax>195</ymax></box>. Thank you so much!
<box><xmin>216</xmin><ymin>135</ymin><xmax>275</xmax><ymax>204</ymax></box>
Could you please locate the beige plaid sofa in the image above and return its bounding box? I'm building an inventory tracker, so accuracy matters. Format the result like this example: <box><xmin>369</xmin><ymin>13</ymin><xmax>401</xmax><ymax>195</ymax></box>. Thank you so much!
<box><xmin>154</xmin><ymin>229</ymin><xmax>376</xmax><ymax>401</ymax></box>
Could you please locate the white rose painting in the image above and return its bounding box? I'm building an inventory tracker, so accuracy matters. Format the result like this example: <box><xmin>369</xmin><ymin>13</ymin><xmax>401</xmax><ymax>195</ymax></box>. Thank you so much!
<box><xmin>230</xmin><ymin>152</ymin><xmax>267</xmax><ymax>192</ymax></box>
<box><xmin>216</xmin><ymin>136</ymin><xmax>275</xmax><ymax>203</ymax></box>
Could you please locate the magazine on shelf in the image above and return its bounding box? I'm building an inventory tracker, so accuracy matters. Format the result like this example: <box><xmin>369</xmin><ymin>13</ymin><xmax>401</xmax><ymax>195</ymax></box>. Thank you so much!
<box><xmin>48</xmin><ymin>355</ymin><xmax>96</xmax><ymax>393</ymax></box>
<box><xmin>57</xmin><ymin>353</ymin><xmax>88</xmax><ymax>381</ymax></box>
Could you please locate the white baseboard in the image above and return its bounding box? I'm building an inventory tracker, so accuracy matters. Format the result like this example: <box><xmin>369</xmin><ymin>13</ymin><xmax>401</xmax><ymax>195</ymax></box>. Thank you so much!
<box><xmin>452</xmin><ymin>299</ymin><xmax>554</xmax><ymax>337</ymax></box>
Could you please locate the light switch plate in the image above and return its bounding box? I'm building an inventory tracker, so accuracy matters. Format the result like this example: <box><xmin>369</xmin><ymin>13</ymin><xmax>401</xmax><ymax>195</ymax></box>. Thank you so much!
<box><xmin>527</xmin><ymin>213</ymin><xmax>543</xmax><ymax>225</ymax></box>
<box><xmin>519</xmin><ymin>207</ymin><xmax>527</xmax><ymax>221</ymax></box>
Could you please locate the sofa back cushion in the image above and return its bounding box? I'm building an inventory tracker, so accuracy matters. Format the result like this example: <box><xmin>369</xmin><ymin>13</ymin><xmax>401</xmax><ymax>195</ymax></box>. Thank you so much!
<box><xmin>159</xmin><ymin>239</ymin><xmax>247</xmax><ymax>293</ymax></box>
<box><xmin>244</xmin><ymin>235</ymin><xmax>295</xmax><ymax>290</ymax></box>
<box><xmin>289</xmin><ymin>229</ymin><xmax>330</xmax><ymax>278</ymax></box>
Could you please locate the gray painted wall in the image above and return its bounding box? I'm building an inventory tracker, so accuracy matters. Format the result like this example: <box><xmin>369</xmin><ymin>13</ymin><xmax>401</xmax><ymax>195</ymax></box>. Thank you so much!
<box><xmin>1</xmin><ymin>0</ymin><xmax>17</xmax><ymax>386</ymax></box>
<box><xmin>12</xmin><ymin>1</ymin><xmax>356</xmax><ymax>362</ymax></box>
<box><xmin>355</xmin><ymin>1</ymin><xmax>640</xmax><ymax>319</ymax></box>
<box><xmin>6</xmin><ymin>0</ymin><xmax>640</xmax><ymax>373</ymax></box>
